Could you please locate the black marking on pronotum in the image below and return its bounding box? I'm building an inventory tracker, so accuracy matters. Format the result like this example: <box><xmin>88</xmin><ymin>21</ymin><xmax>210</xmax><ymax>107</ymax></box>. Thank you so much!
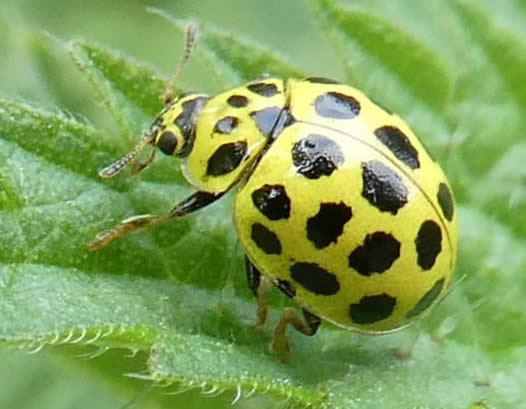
<box><xmin>247</xmin><ymin>82</ymin><xmax>280</xmax><ymax>97</ymax></box>
<box><xmin>226</xmin><ymin>94</ymin><xmax>249</xmax><ymax>108</ymax></box>
<box><xmin>206</xmin><ymin>141</ymin><xmax>248</xmax><ymax>176</ymax></box>
<box><xmin>250</xmin><ymin>106</ymin><xmax>283</xmax><ymax>138</ymax></box>
<box><xmin>269</xmin><ymin>108</ymin><xmax>296</xmax><ymax>141</ymax></box>
<box><xmin>314</xmin><ymin>91</ymin><xmax>361</xmax><ymax>119</ymax></box>
<box><xmin>173</xmin><ymin>96</ymin><xmax>209</xmax><ymax>157</ymax></box>
<box><xmin>213</xmin><ymin>116</ymin><xmax>239</xmax><ymax>134</ymax></box>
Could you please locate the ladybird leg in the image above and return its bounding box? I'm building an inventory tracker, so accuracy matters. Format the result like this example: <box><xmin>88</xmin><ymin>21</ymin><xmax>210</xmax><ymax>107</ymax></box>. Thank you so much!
<box><xmin>88</xmin><ymin>190</ymin><xmax>224</xmax><ymax>250</ymax></box>
<box><xmin>167</xmin><ymin>190</ymin><xmax>225</xmax><ymax>217</ymax></box>
<box><xmin>271</xmin><ymin>308</ymin><xmax>321</xmax><ymax>363</ymax></box>
<box><xmin>245</xmin><ymin>257</ymin><xmax>273</xmax><ymax>329</ymax></box>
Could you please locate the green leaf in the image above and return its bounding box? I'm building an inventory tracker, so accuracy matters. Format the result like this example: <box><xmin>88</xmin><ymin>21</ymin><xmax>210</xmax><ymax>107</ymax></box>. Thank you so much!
<box><xmin>307</xmin><ymin>0</ymin><xmax>458</xmax><ymax>180</ymax></box>
<box><xmin>1</xmin><ymin>1</ymin><xmax>525</xmax><ymax>408</ymax></box>
<box><xmin>308</xmin><ymin>0</ymin><xmax>453</xmax><ymax>112</ymax></box>
<box><xmin>453</xmin><ymin>0</ymin><xmax>526</xmax><ymax>111</ymax></box>
<box><xmin>69</xmin><ymin>40</ymin><xmax>166</xmax><ymax>137</ymax></box>
<box><xmin>147</xmin><ymin>8</ymin><xmax>307</xmax><ymax>89</ymax></box>
<box><xmin>446</xmin><ymin>0</ymin><xmax>526</xmax><ymax>184</ymax></box>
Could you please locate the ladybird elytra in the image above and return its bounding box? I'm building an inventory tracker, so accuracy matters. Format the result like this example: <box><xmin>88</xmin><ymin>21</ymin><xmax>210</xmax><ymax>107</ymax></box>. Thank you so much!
<box><xmin>90</xmin><ymin>26</ymin><xmax>458</xmax><ymax>360</ymax></box>
<box><xmin>235</xmin><ymin>78</ymin><xmax>457</xmax><ymax>333</ymax></box>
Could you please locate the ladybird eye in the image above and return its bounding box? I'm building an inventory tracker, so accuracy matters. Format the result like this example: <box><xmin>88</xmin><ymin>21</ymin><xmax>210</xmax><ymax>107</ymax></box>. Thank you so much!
<box><xmin>157</xmin><ymin>131</ymin><xmax>178</xmax><ymax>155</ymax></box>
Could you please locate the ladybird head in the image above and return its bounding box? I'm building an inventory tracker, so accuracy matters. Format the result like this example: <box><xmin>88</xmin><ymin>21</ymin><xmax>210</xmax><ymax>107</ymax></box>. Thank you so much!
<box><xmin>97</xmin><ymin>23</ymin><xmax>203</xmax><ymax>179</ymax></box>
<box><xmin>96</xmin><ymin>92</ymin><xmax>208</xmax><ymax>179</ymax></box>
<box><xmin>150</xmin><ymin>93</ymin><xmax>209</xmax><ymax>157</ymax></box>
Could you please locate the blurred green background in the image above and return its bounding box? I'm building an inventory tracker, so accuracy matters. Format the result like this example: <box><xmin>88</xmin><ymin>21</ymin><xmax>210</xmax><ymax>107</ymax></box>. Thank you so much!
<box><xmin>0</xmin><ymin>0</ymin><xmax>339</xmax><ymax>110</ymax></box>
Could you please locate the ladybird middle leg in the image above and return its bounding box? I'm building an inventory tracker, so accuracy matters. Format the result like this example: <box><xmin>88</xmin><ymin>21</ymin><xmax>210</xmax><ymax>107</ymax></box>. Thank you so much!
<box><xmin>271</xmin><ymin>307</ymin><xmax>321</xmax><ymax>363</ymax></box>
<box><xmin>245</xmin><ymin>257</ymin><xmax>273</xmax><ymax>329</ymax></box>
<box><xmin>88</xmin><ymin>190</ymin><xmax>224</xmax><ymax>250</ymax></box>
<box><xmin>245</xmin><ymin>259</ymin><xmax>322</xmax><ymax>362</ymax></box>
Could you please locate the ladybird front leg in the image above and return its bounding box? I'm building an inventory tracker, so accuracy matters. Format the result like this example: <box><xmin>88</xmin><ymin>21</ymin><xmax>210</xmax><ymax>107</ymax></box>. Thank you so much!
<box><xmin>245</xmin><ymin>257</ymin><xmax>273</xmax><ymax>329</ymax></box>
<box><xmin>271</xmin><ymin>308</ymin><xmax>321</xmax><ymax>363</ymax></box>
<box><xmin>88</xmin><ymin>190</ymin><xmax>224</xmax><ymax>250</ymax></box>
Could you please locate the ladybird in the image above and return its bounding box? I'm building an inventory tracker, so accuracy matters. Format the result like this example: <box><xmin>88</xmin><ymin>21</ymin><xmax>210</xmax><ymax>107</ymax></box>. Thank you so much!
<box><xmin>89</xmin><ymin>26</ymin><xmax>458</xmax><ymax>361</ymax></box>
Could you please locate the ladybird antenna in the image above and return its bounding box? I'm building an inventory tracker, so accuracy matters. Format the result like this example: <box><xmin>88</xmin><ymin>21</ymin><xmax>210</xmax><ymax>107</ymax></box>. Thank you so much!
<box><xmin>98</xmin><ymin>130</ymin><xmax>156</xmax><ymax>178</ymax></box>
<box><xmin>97</xmin><ymin>24</ymin><xmax>197</xmax><ymax>179</ymax></box>
<box><xmin>162</xmin><ymin>23</ymin><xmax>198</xmax><ymax>104</ymax></box>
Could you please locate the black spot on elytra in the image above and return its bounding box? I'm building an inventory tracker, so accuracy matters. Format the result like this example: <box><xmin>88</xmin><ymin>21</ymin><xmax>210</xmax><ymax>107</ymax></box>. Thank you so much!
<box><xmin>157</xmin><ymin>131</ymin><xmax>177</xmax><ymax>155</ymax></box>
<box><xmin>361</xmin><ymin>160</ymin><xmax>409</xmax><ymax>215</ymax></box>
<box><xmin>305</xmin><ymin>77</ymin><xmax>340</xmax><ymax>84</ymax></box>
<box><xmin>374</xmin><ymin>126</ymin><xmax>420</xmax><ymax>169</ymax></box>
<box><xmin>307</xmin><ymin>202</ymin><xmax>352</xmax><ymax>249</ymax></box>
<box><xmin>415</xmin><ymin>220</ymin><xmax>442</xmax><ymax>270</ymax></box>
<box><xmin>348</xmin><ymin>232</ymin><xmax>401</xmax><ymax>276</ymax></box>
<box><xmin>276</xmin><ymin>279</ymin><xmax>296</xmax><ymax>298</ymax></box>
<box><xmin>251</xmin><ymin>223</ymin><xmax>282</xmax><ymax>255</ymax></box>
<box><xmin>292</xmin><ymin>134</ymin><xmax>344</xmax><ymax>179</ymax></box>
<box><xmin>437</xmin><ymin>183</ymin><xmax>454</xmax><ymax>221</ymax></box>
<box><xmin>247</xmin><ymin>82</ymin><xmax>280</xmax><ymax>97</ymax></box>
<box><xmin>406</xmin><ymin>278</ymin><xmax>445</xmax><ymax>319</ymax></box>
<box><xmin>213</xmin><ymin>116</ymin><xmax>239</xmax><ymax>134</ymax></box>
<box><xmin>250</xmin><ymin>106</ymin><xmax>282</xmax><ymax>138</ymax></box>
<box><xmin>314</xmin><ymin>92</ymin><xmax>360</xmax><ymax>119</ymax></box>
<box><xmin>349</xmin><ymin>294</ymin><xmax>397</xmax><ymax>324</ymax></box>
<box><xmin>290</xmin><ymin>262</ymin><xmax>340</xmax><ymax>296</ymax></box>
<box><xmin>206</xmin><ymin>141</ymin><xmax>247</xmax><ymax>176</ymax></box>
<box><xmin>173</xmin><ymin>96</ymin><xmax>209</xmax><ymax>157</ymax></box>
<box><xmin>251</xmin><ymin>184</ymin><xmax>291</xmax><ymax>220</ymax></box>
<box><xmin>227</xmin><ymin>94</ymin><xmax>249</xmax><ymax>108</ymax></box>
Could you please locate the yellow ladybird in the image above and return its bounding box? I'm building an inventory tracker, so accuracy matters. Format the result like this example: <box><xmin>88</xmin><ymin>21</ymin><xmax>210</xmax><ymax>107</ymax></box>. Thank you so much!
<box><xmin>90</xmin><ymin>26</ymin><xmax>458</xmax><ymax>361</ymax></box>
